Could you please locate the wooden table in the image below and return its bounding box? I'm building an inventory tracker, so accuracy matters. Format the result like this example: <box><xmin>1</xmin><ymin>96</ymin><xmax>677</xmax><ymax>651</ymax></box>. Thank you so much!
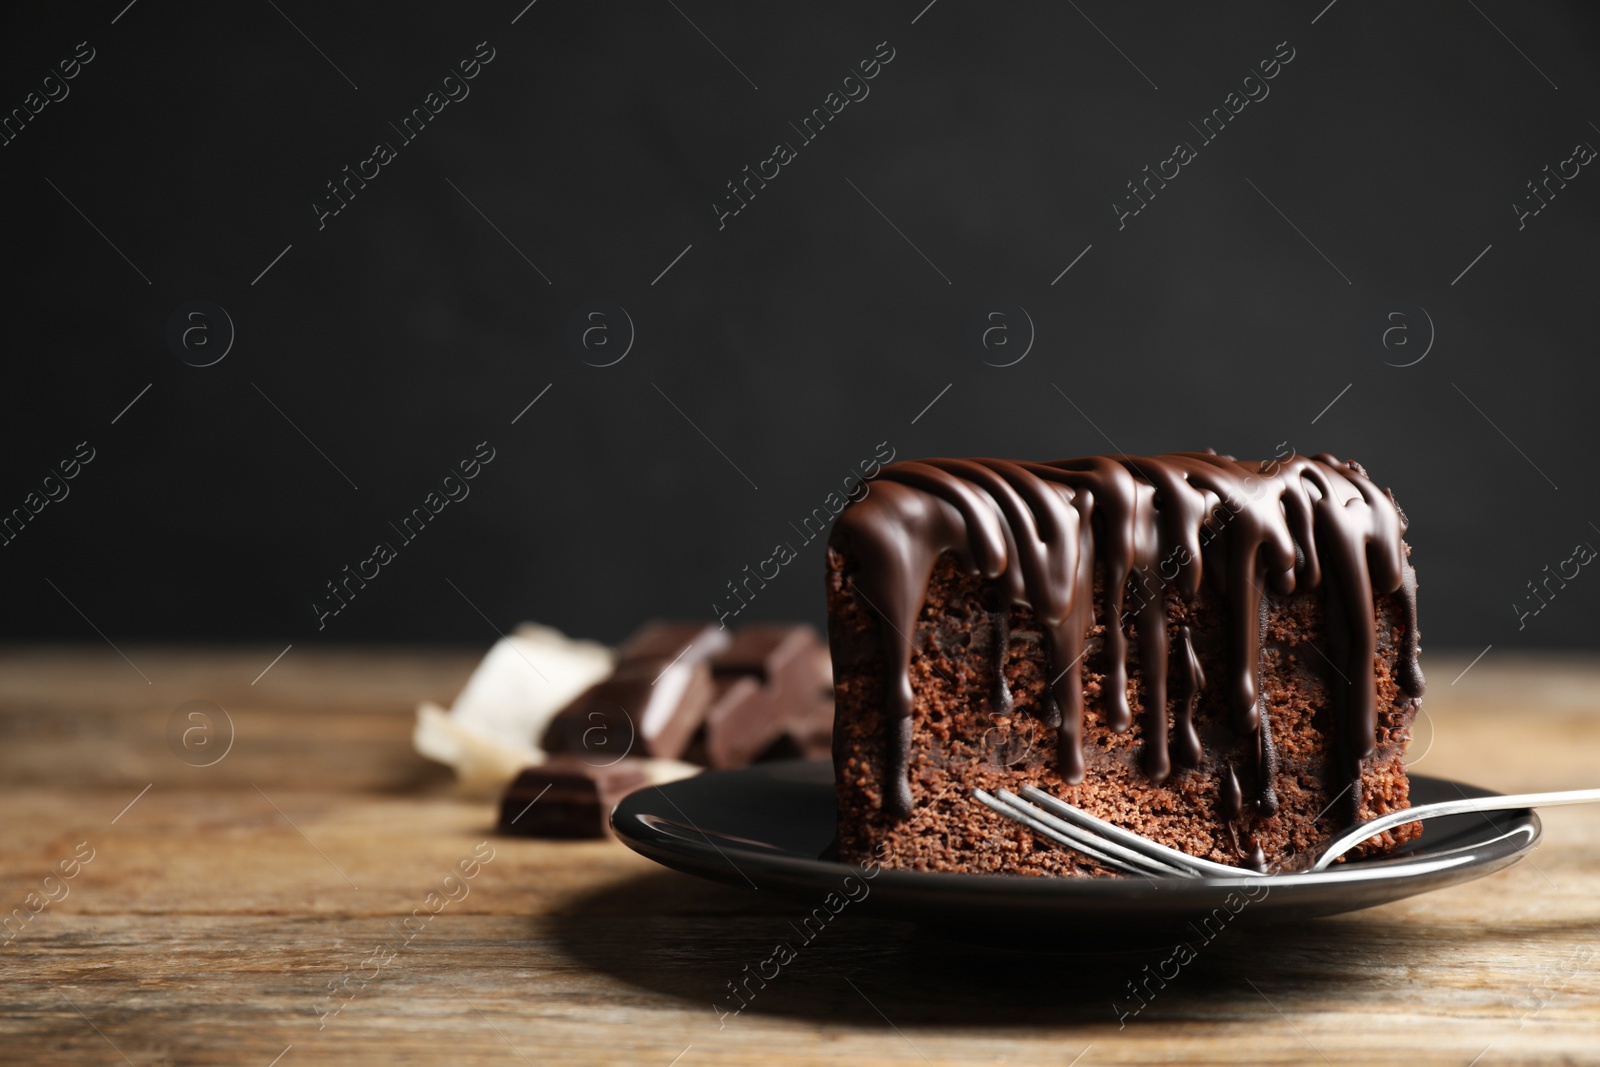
<box><xmin>3</xmin><ymin>645</ymin><xmax>1599</xmax><ymax>1065</ymax></box>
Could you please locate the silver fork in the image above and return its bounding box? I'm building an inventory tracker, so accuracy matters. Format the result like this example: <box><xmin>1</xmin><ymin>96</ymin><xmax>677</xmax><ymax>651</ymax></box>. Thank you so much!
<box><xmin>975</xmin><ymin>785</ymin><xmax>1600</xmax><ymax>878</ymax></box>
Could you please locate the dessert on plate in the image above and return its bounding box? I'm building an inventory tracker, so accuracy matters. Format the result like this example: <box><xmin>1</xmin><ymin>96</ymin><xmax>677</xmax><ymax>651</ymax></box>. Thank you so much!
<box><xmin>826</xmin><ymin>451</ymin><xmax>1424</xmax><ymax>875</ymax></box>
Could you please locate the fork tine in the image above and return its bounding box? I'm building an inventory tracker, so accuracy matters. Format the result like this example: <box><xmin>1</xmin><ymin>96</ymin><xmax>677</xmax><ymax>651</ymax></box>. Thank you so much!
<box><xmin>974</xmin><ymin>789</ymin><xmax>1164</xmax><ymax>877</ymax></box>
<box><xmin>975</xmin><ymin>789</ymin><xmax>1194</xmax><ymax>878</ymax></box>
<box><xmin>995</xmin><ymin>790</ymin><xmax>1196</xmax><ymax>878</ymax></box>
<box><xmin>1019</xmin><ymin>786</ymin><xmax>1264</xmax><ymax>879</ymax></box>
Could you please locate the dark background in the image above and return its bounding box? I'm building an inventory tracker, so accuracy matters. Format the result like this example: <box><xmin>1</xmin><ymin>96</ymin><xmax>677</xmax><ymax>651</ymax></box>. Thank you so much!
<box><xmin>2</xmin><ymin>0</ymin><xmax>1597</xmax><ymax>657</ymax></box>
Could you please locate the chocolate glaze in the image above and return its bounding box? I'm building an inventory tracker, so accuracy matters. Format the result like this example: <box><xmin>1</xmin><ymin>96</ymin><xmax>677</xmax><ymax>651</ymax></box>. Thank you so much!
<box><xmin>1220</xmin><ymin>764</ymin><xmax>1244</xmax><ymax>823</ymax></box>
<box><xmin>987</xmin><ymin>589</ymin><xmax>1015</xmax><ymax>717</ymax></box>
<box><xmin>1243</xmin><ymin>834</ymin><xmax>1267</xmax><ymax>873</ymax></box>
<box><xmin>829</xmin><ymin>452</ymin><xmax>1424</xmax><ymax>822</ymax></box>
<box><xmin>1171</xmin><ymin>625</ymin><xmax>1204</xmax><ymax>770</ymax></box>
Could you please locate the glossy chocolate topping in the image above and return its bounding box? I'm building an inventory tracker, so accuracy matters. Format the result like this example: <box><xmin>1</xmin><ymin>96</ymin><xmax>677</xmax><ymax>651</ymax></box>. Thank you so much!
<box><xmin>829</xmin><ymin>452</ymin><xmax>1424</xmax><ymax>822</ymax></box>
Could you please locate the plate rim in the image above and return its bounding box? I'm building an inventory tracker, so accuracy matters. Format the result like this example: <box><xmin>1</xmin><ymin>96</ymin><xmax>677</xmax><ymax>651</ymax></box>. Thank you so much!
<box><xmin>612</xmin><ymin>760</ymin><xmax>1543</xmax><ymax>904</ymax></box>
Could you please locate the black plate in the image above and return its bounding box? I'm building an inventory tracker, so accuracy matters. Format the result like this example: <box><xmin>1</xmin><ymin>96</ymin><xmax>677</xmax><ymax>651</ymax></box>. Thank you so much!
<box><xmin>612</xmin><ymin>760</ymin><xmax>1540</xmax><ymax>940</ymax></box>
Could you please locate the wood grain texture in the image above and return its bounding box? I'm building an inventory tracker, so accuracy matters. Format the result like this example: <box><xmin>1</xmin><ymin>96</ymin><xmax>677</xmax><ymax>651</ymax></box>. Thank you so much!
<box><xmin>3</xmin><ymin>646</ymin><xmax>1600</xmax><ymax>1065</ymax></box>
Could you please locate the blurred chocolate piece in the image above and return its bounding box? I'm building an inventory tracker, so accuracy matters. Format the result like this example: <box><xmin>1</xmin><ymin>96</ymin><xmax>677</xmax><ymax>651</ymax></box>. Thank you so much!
<box><xmin>542</xmin><ymin>622</ymin><xmax>727</xmax><ymax>760</ymax></box>
<box><xmin>618</xmin><ymin>620</ymin><xmax>728</xmax><ymax>662</ymax></box>
<box><xmin>504</xmin><ymin>621</ymin><xmax>836</xmax><ymax>840</ymax></box>
<box><xmin>497</xmin><ymin>757</ymin><xmax>648</xmax><ymax>838</ymax></box>
<box><xmin>758</xmin><ymin>673</ymin><xmax>836</xmax><ymax>762</ymax></box>
<box><xmin>542</xmin><ymin>619</ymin><xmax>835</xmax><ymax>767</ymax></box>
<box><xmin>540</xmin><ymin>663</ymin><xmax>711</xmax><ymax>760</ymax></box>
<box><xmin>698</xmin><ymin>624</ymin><xmax>835</xmax><ymax>767</ymax></box>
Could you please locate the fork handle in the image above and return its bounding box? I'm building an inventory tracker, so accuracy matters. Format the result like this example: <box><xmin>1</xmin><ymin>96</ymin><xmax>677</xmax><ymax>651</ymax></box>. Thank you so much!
<box><xmin>1309</xmin><ymin>787</ymin><xmax>1600</xmax><ymax>871</ymax></box>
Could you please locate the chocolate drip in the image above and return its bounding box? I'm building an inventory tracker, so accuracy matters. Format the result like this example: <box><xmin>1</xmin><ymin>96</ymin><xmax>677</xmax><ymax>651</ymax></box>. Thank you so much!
<box><xmin>1256</xmin><ymin>702</ymin><xmax>1280</xmax><ymax>817</ymax></box>
<box><xmin>1136</xmin><ymin>568</ymin><xmax>1171</xmax><ymax>780</ymax></box>
<box><xmin>1397</xmin><ymin>558</ymin><xmax>1426</xmax><ymax>699</ymax></box>
<box><xmin>988</xmin><ymin>595</ymin><xmax>1014</xmax><ymax>716</ymax></box>
<box><xmin>1221</xmin><ymin>764</ymin><xmax>1266</xmax><ymax>870</ymax></box>
<box><xmin>1220</xmin><ymin>764</ymin><xmax>1244</xmax><ymax>822</ymax></box>
<box><xmin>1320</xmin><ymin>534</ymin><xmax>1362</xmax><ymax>827</ymax></box>
<box><xmin>1169</xmin><ymin>625</ymin><xmax>1204</xmax><ymax>769</ymax></box>
<box><xmin>1254</xmin><ymin>593</ymin><xmax>1280</xmax><ymax>817</ymax></box>
<box><xmin>829</xmin><ymin>453</ymin><xmax>1421</xmax><ymax>837</ymax></box>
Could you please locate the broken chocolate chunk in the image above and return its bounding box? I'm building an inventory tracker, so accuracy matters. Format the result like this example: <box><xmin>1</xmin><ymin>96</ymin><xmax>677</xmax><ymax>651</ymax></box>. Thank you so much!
<box><xmin>618</xmin><ymin>620</ymin><xmax>729</xmax><ymax>663</ymax></box>
<box><xmin>502</xmin><ymin>620</ymin><xmax>837</xmax><ymax>840</ymax></box>
<box><xmin>698</xmin><ymin>624</ymin><xmax>834</xmax><ymax>767</ymax></box>
<box><xmin>542</xmin><ymin>622</ymin><xmax>726</xmax><ymax>760</ymax></box>
<box><xmin>497</xmin><ymin>757</ymin><xmax>649</xmax><ymax>839</ymax></box>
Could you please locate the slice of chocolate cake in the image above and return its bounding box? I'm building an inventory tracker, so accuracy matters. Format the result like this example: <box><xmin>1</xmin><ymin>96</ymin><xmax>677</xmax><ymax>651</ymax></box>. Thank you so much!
<box><xmin>826</xmin><ymin>452</ymin><xmax>1425</xmax><ymax>876</ymax></box>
